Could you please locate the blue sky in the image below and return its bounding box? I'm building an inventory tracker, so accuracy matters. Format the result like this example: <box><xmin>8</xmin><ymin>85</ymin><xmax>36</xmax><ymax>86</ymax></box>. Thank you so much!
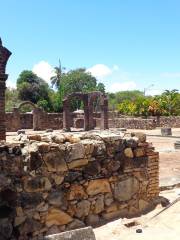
<box><xmin>1</xmin><ymin>0</ymin><xmax>180</xmax><ymax>94</ymax></box>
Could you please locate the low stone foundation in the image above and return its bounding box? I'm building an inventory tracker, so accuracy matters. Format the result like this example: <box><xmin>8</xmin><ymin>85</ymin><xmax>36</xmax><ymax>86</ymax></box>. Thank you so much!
<box><xmin>0</xmin><ymin>130</ymin><xmax>159</xmax><ymax>239</ymax></box>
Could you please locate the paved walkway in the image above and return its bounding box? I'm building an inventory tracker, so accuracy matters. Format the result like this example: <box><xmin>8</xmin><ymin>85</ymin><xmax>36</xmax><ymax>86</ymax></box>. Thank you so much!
<box><xmin>95</xmin><ymin>188</ymin><xmax>180</xmax><ymax>240</ymax></box>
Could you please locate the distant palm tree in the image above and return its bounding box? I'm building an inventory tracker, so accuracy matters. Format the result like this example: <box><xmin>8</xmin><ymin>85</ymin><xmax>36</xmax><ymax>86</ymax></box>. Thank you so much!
<box><xmin>50</xmin><ymin>59</ymin><xmax>65</xmax><ymax>89</ymax></box>
<box><xmin>163</xmin><ymin>89</ymin><xmax>179</xmax><ymax>115</ymax></box>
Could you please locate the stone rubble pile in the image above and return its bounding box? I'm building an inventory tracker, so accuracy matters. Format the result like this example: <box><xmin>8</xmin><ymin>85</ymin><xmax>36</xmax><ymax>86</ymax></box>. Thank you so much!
<box><xmin>0</xmin><ymin>130</ymin><xmax>159</xmax><ymax>239</ymax></box>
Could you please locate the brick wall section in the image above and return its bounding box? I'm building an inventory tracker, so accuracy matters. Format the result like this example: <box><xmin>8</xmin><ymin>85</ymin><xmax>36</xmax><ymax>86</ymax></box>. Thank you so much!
<box><xmin>147</xmin><ymin>153</ymin><xmax>159</xmax><ymax>198</ymax></box>
<box><xmin>0</xmin><ymin>77</ymin><xmax>6</xmax><ymax>140</ymax></box>
<box><xmin>0</xmin><ymin>131</ymin><xmax>159</xmax><ymax>239</ymax></box>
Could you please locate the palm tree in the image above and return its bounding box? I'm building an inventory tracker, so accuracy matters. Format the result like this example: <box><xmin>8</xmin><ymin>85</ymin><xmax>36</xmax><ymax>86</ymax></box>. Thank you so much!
<box><xmin>50</xmin><ymin>59</ymin><xmax>65</xmax><ymax>89</ymax></box>
<box><xmin>162</xmin><ymin>89</ymin><xmax>179</xmax><ymax>115</ymax></box>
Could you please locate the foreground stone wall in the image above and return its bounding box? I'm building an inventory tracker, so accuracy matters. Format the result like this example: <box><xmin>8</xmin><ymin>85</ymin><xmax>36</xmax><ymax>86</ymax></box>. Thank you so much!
<box><xmin>0</xmin><ymin>131</ymin><xmax>159</xmax><ymax>239</ymax></box>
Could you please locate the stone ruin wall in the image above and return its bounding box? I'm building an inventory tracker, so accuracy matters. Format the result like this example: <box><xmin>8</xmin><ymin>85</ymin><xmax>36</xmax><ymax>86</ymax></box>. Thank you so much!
<box><xmin>109</xmin><ymin>116</ymin><xmax>180</xmax><ymax>129</ymax></box>
<box><xmin>0</xmin><ymin>131</ymin><xmax>159</xmax><ymax>239</ymax></box>
<box><xmin>5</xmin><ymin>111</ymin><xmax>180</xmax><ymax>131</ymax></box>
<box><xmin>108</xmin><ymin>117</ymin><xmax>156</xmax><ymax>130</ymax></box>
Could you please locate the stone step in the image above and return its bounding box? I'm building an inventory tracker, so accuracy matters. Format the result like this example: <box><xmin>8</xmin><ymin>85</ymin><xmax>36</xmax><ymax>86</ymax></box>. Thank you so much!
<box><xmin>44</xmin><ymin>227</ymin><xmax>96</xmax><ymax>240</ymax></box>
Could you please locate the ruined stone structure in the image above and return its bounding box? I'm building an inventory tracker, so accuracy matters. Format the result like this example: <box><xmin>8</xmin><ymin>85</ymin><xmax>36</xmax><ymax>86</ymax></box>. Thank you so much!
<box><xmin>5</xmin><ymin>108</ymin><xmax>180</xmax><ymax>132</ymax></box>
<box><xmin>0</xmin><ymin>38</ymin><xmax>11</xmax><ymax>140</ymax></box>
<box><xmin>14</xmin><ymin>101</ymin><xmax>44</xmax><ymax>131</ymax></box>
<box><xmin>63</xmin><ymin>91</ymin><xmax>108</xmax><ymax>131</ymax></box>
<box><xmin>0</xmin><ymin>131</ymin><xmax>159</xmax><ymax>239</ymax></box>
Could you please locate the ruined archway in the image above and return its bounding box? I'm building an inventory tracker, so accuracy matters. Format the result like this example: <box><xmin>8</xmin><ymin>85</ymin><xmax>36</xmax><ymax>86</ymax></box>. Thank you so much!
<box><xmin>14</xmin><ymin>101</ymin><xmax>43</xmax><ymax>131</ymax></box>
<box><xmin>17</xmin><ymin>101</ymin><xmax>37</xmax><ymax>111</ymax></box>
<box><xmin>88</xmin><ymin>91</ymin><xmax>108</xmax><ymax>130</ymax></box>
<box><xmin>63</xmin><ymin>91</ymin><xmax>108</xmax><ymax>131</ymax></box>
<box><xmin>63</xmin><ymin>92</ymin><xmax>89</xmax><ymax>131</ymax></box>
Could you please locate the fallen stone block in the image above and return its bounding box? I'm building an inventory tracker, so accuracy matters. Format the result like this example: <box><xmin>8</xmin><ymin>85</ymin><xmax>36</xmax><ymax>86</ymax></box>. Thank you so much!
<box><xmin>46</xmin><ymin>129</ymin><xmax>53</xmax><ymax>133</ymax></box>
<box><xmin>17</xmin><ymin>129</ymin><xmax>25</xmax><ymax>135</ymax></box>
<box><xmin>118</xmin><ymin>128</ymin><xmax>127</xmax><ymax>132</ymax></box>
<box><xmin>161</xmin><ymin>127</ymin><xmax>172</xmax><ymax>136</ymax></box>
<box><xmin>44</xmin><ymin>226</ymin><xmax>96</xmax><ymax>240</ymax></box>
<box><xmin>174</xmin><ymin>141</ymin><xmax>180</xmax><ymax>149</ymax></box>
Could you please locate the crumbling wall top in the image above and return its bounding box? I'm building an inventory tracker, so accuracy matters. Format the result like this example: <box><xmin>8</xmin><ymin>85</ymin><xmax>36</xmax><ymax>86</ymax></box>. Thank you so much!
<box><xmin>0</xmin><ymin>38</ymin><xmax>12</xmax><ymax>75</ymax></box>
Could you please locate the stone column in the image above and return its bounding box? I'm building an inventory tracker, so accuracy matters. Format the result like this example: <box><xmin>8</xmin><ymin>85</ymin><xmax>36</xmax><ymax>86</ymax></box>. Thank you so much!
<box><xmin>84</xmin><ymin>95</ymin><xmax>90</xmax><ymax>131</ymax></box>
<box><xmin>100</xmin><ymin>97</ymin><xmax>109</xmax><ymax>130</ymax></box>
<box><xmin>63</xmin><ymin>99</ymin><xmax>71</xmax><ymax>131</ymax></box>
<box><xmin>12</xmin><ymin>107</ymin><xmax>21</xmax><ymax>131</ymax></box>
<box><xmin>0</xmin><ymin>74</ymin><xmax>7</xmax><ymax>140</ymax></box>
<box><xmin>0</xmin><ymin>39</ymin><xmax>11</xmax><ymax>141</ymax></box>
<box><xmin>88</xmin><ymin>103</ymin><xmax>94</xmax><ymax>130</ymax></box>
<box><xmin>33</xmin><ymin>107</ymin><xmax>43</xmax><ymax>131</ymax></box>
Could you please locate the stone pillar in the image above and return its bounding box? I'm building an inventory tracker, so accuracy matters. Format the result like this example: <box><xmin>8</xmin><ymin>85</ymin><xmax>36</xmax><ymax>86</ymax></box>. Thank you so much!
<box><xmin>101</xmin><ymin>97</ymin><xmax>109</xmax><ymax>130</ymax></box>
<box><xmin>63</xmin><ymin>99</ymin><xmax>71</xmax><ymax>131</ymax></box>
<box><xmin>0</xmin><ymin>74</ymin><xmax>7</xmax><ymax>140</ymax></box>
<box><xmin>33</xmin><ymin>107</ymin><xmax>43</xmax><ymax>131</ymax></box>
<box><xmin>84</xmin><ymin>95</ymin><xmax>90</xmax><ymax>131</ymax></box>
<box><xmin>88</xmin><ymin>103</ymin><xmax>94</xmax><ymax>130</ymax></box>
<box><xmin>12</xmin><ymin>107</ymin><xmax>21</xmax><ymax>131</ymax></box>
<box><xmin>0</xmin><ymin>39</ymin><xmax>11</xmax><ymax>141</ymax></box>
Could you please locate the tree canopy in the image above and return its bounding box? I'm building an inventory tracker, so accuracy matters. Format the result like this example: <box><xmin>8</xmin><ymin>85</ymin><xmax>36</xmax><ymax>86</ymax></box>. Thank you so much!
<box><xmin>5</xmin><ymin>67</ymin><xmax>180</xmax><ymax>116</ymax></box>
<box><xmin>16</xmin><ymin>70</ymin><xmax>53</xmax><ymax>111</ymax></box>
<box><xmin>61</xmin><ymin>68</ymin><xmax>103</xmax><ymax>95</ymax></box>
<box><xmin>59</xmin><ymin>68</ymin><xmax>105</xmax><ymax>111</ymax></box>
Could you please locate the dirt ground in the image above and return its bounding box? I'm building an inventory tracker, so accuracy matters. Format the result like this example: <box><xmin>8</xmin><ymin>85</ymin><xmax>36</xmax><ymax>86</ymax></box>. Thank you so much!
<box><xmin>133</xmin><ymin>128</ymin><xmax>180</xmax><ymax>187</ymax></box>
<box><xmin>94</xmin><ymin>187</ymin><xmax>180</xmax><ymax>240</ymax></box>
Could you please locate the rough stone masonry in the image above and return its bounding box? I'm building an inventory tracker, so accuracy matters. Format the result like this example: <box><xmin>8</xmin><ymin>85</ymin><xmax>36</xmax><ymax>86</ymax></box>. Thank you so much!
<box><xmin>0</xmin><ymin>130</ymin><xmax>159</xmax><ymax>239</ymax></box>
<box><xmin>0</xmin><ymin>38</ymin><xmax>11</xmax><ymax>140</ymax></box>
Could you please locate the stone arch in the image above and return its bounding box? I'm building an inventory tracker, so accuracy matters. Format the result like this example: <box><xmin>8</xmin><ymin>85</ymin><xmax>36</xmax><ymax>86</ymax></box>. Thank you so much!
<box><xmin>16</xmin><ymin>101</ymin><xmax>43</xmax><ymax>131</ymax></box>
<box><xmin>88</xmin><ymin>91</ymin><xmax>105</xmax><ymax>129</ymax></box>
<box><xmin>63</xmin><ymin>91</ymin><xmax>108</xmax><ymax>131</ymax></box>
<box><xmin>63</xmin><ymin>92</ymin><xmax>89</xmax><ymax>131</ymax></box>
<box><xmin>17</xmin><ymin>101</ymin><xmax>37</xmax><ymax>111</ymax></box>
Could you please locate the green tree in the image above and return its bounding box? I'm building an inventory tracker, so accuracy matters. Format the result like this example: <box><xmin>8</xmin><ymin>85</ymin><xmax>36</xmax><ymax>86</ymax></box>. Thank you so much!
<box><xmin>16</xmin><ymin>70</ymin><xmax>53</xmax><ymax>111</ymax></box>
<box><xmin>59</xmin><ymin>68</ymin><xmax>105</xmax><ymax>111</ymax></box>
<box><xmin>50</xmin><ymin>59</ymin><xmax>65</xmax><ymax>89</ymax></box>
<box><xmin>61</xmin><ymin>68</ymin><xmax>97</xmax><ymax>94</ymax></box>
<box><xmin>108</xmin><ymin>90</ymin><xmax>144</xmax><ymax>110</ymax></box>
<box><xmin>5</xmin><ymin>88</ymin><xmax>20</xmax><ymax>111</ymax></box>
<box><xmin>97</xmin><ymin>82</ymin><xmax>106</xmax><ymax>93</ymax></box>
<box><xmin>161</xmin><ymin>89</ymin><xmax>179</xmax><ymax>115</ymax></box>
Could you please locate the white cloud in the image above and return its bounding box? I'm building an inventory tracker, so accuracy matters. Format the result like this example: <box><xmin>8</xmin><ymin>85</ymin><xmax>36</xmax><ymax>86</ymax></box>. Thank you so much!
<box><xmin>109</xmin><ymin>81</ymin><xmax>137</xmax><ymax>93</ymax></box>
<box><xmin>160</xmin><ymin>72</ymin><xmax>180</xmax><ymax>78</ymax></box>
<box><xmin>32</xmin><ymin>61</ymin><xmax>55</xmax><ymax>82</ymax></box>
<box><xmin>87</xmin><ymin>63</ymin><xmax>139</xmax><ymax>93</ymax></box>
<box><xmin>112</xmin><ymin>65</ymin><xmax>119</xmax><ymax>71</ymax></box>
<box><xmin>6</xmin><ymin>78</ymin><xmax>16</xmax><ymax>88</ymax></box>
<box><xmin>145</xmin><ymin>89</ymin><xmax>163</xmax><ymax>96</ymax></box>
<box><xmin>87</xmin><ymin>64</ymin><xmax>112</xmax><ymax>78</ymax></box>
